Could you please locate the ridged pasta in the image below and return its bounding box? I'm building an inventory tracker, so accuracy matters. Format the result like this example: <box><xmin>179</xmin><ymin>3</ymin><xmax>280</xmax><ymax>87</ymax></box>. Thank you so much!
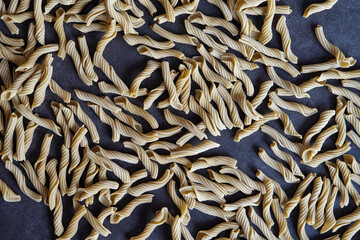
<box><xmin>0</xmin><ymin>179</ymin><xmax>21</xmax><ymax>202</ymax></box>
<box><xmin>276</xmin><ymin>16</ymin><xmax>298</xmax><ymax>64</ymax></box>
<box><xmin>197</xmin><ymin>221</ymin><xmax>238</xmax><ymax>240</ymax></box>
<box><xmin>320</xmin><ymin>186</ymin><xmax>338</xmax><ymax>233</ymax></box>
<box><xmin>326</xmin><ymin>162</ymin><xmax>349</xmax><ymax>208</ymax></box>
<box><xmin>49</xmin><ymin>80</ymin><xmax>71</xmax><ymax>103</ymax></box>
<box><xmin>69</xmin><ymin>125</ymin><xmax>88</xmax><ymax>173</ymax></box>
<box><xmin>258</xmin><ymin>0</ymin><xmax>275</xmax><ymax>45</ymax></box>
<box><xmin>137</xmin><ymin>45</ymin><xmax>185</xmax><ymax>59</ymax></box>
<box><xmin>262</xmin><ymin>179</ymin><xmax>274</xmax><ymax>228</ymax></box>
<box><xmin>283</xmin><ymin>173</ymin><xmax>316</xmax><ymax>218</ymax></box>
<box><xmin>74</xmin><ymin>180</ymin><xmax>119</xmax><ymax>202</ymax></box>
<box><xmin>342</xmin><ymin>219</ymin><xmax>360</xmax><ymax>240</ymax></box>
<box><xmin>51</xmin><ymin>102</ymin><xmax>72</xmax><ymax>148</ymax></box>
<box><xmin>46</xmin><ymin>159</ymin><xmax>59</xmax><ymax>211</ymax></box>
<box><xmin>271</xmin><ymin>197</ymin><xmax>292</xmax><ymax>239</ymax></box>
<box><xmin>2</xmin><ymin>113</ymin><xmax>17</xmax><ymax>160</ymax></box>
<box><xmin>34</xmin><ymin>134</ymin><xmax>53</xmax><ymax>185</ymax></box>
<box><xmin>208</xmin><ymin>169</ymin><xmax>252</xmax><ymax>195</ymax></box>
<box><xmin>337</xmin><ymin>160</ymin><xmax>360</xmax><ymax>205</ymax></box>
<box><xmin>303</xmin><ymin>0</ymin><xmax>339</xmax><ymax>18</ymax></box>
<box><xmin>150</xmin><ymin>24</ymin><xmax>198</xmax><ymax>46</ymax></box>
<box><xmin>313</xmin><ymin>178</ymin><xmax>331</xmax><ymax>229</ymax></box>
<box><xmin>32</xmin><ymin>54</ymin><xmax>53</xmax><ymax>109</ymax></box>
<box><xmin>170</xmin><ymin>140</ymin><xmax>220</xmax><ymax>158</ymax></box>
<box><xmin>167</xmin><ymin>180</ymin><xmax>191</xmax><ymax>225</ymax></box>
<box><xmin>248</xmin><ymin>206</ymin><xmax>279</xmax><ymax>240</ymax></box>
<box><xmin>332</xmin><ymin>206</ymin><xmax>360</xmax><ymax>231</ymax></box>
<box><xmin>307</xmin><ymin>176</ymin><xmax>324</xmax><ymax>225</ymax></box>
<box><xmin>124</xmin><ymin>34</ymin><xmax>175</xmax><ymax>49</ymax></box>
<box><xmin>59</xmin><ymin>145</ymin><xmax>69</xmax><ymax>196</ymax></box>
<box><xmin>57</xmin><ymin>205</ymin><xmax>87</xmax><ymax>240</ymax></box>
<box><xmin>269</xmin><ymin>91</ymin><xmax>317</xmax><ymax>117</ymax></box>
<box><xmin>221</xmin><ymin>193</ymin><xmax>262</xmax><ymax>211</ymax></box>
<box><xmin>86</xmin><ymin>207</ymin><xmax>116</xmax><ymax>240</ymax></box>
<box><xmin>54</xmin><ymin>8</ymin><xmax>66</xmax><ymax>60</ymax></box>
<box><xmin>16</xmin><ymin>44</ymin><xmax>58</xmax><ymax>72</ymax></box>
<box><xmin>189</xmin><ymin>12</ymin><xmax>238</xmax><ymax>36</ymax></box>
<box><xmin>194</xmin><ymin>201</ymin><xmax>235</xmax><ymax>222</ymax></box>
<box><xmin>297</xmin><ymin>193</ymin><xmax>311</xmax><ymax>240</ymax></box>
<box><xmin>190</xmin><ymin>156</ymin><xmax>237</xmax><ymax>172</ymax></box>
<box><xmin>128</xmin><ymin>60</ymin><xmax>160</xmax><ymax>97</ymax></box>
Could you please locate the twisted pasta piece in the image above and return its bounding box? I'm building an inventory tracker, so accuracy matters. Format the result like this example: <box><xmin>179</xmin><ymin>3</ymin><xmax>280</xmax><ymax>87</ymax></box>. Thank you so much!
<box><xmin>16</xmin><ymin>104</ymin><xmax>62</xmax><ymax>136</ymax></box>
<box><xmin>190</xmin><ymin>156</ymin><xmax>237</xmax><ymax>172</ymax></box>
<box><xmin>124</xmin><ymin>141</ymin><xmax>159</xmax><ymax>179</ymax></box>
<box><xmin>194</xmin><ymin>201</ymin><xmax>235</xmax><ymax>222</ymax></box>
<box><xmin>170</xmin><ymin>140</ymin><xmax>220</xmax><ymax>158</ymax></box>
<box><xmin>124</xmin><ymin>34</ymin><xmax>175</xmax><ymax>49</ymax></box>
<box><xmin>197</xmin><ymin>221</ymin><xmax>239</xmax><ymax>240</ymax></box>
<box><xmin>5</xmin><ymin>160</ymin><xmax>42</xmax><ymax>202</ymax></box>
<box><xmin>235</xmin><ymin>112</ymin><xmax>279</xmax><ymax>142</ymax></box>
<box><xmin>261</xmin><ymin>125</ymin><xmax>305</xmax><ymax>157</ymax></box>
<box><xmin>2</xmin><ymin>113</ymin><xmax>17</xmax><ymax>160</ymax></box>
<box><xmin>342</xmin><ymin>219</ymin><xmax>360</xmax><ymax>240</ymax></box>
<box><xmin>327</xmin><ymin>84</ymin><xmax>360</xmax><ymax>108</ymax></box>
<box><xmin>276</xmin><ymin>15</ymin><xmax>298</xmax><ymax>64</ymax></box>
<box><xmin>67</xmin><ymin>152</ymin><xmax>89</xmax><ymax>196</ymax></box>
<box><xmin>150</xmin><ymin>24</ymin><xmax>197</xmax><ymax>46</ymax></box>
<box><xmin>137</xmin><ymin>45</ymin><xmax>185</xmax><ymax>59</ymax></box>
<box><xmin>34</xmin><ymin>134</ymin><xmax>53</xmax><ymax>185</ymax></box>
<box><xmin>130</xmin><ymin>207</ymin><xmax>168</xmax><ymax>240</ymax></box>
<box><xmin>53</xmin><ymin>190</ymin><xmax>64</xmax><ymax>237</ymax></box>
<box><xmin>32</xmin><ymin>55</ymin><xmax>53</xmax><ymax>109</ymax></box>
<box><xmin>69</xmin><ymin>125</ymin><xmax>88</xmax><ymax>173</ymax></box>
<box><xmin>129</xmin><ymin>60</ymin><xmax>161</xmax><ymax>97</ymax></box>
<box><xmin>284</xmin><ymin>173</ymin><xmax>316</xmax><ymax>218</ymax></box>
<box><xmin>114</xmin><ymin>119</ymin><xmax>157</xmax><ymax>145</ymax></box>
<box><xmin>59</xmin><ymin>145</ymin><xmax>69</xmax><ymax>196</ymax></box>
<box><xmin>305</xmin><ymin>142</ymin><xmax>351</xmax><ymax>168</ymax></box>
<box><xmin>332</xmin><ymin>206</ymin><xmax>360</xmax><ymax>231</ymax></box>
<box><xmin>74</xmin><ymin>180</ymin><xmax>119</xmax><ymax>201</ymax></box>
<box><xmin>297</xmin><ymin>193</ymin><xmax>311</xmax><ymax>240</ymax></box>
<box><xmin>307</xmin><ymin>177</ymin><xmax>324</xmax><ymax>225</ymax></box>
<box><xmin>208</xmin><ymin>170</ymin><xmax>253</xmax><ymax>195</ymax></box>
<box><xmin>86</xmin><ymin>147</ymin><xmax>130</xmax><ymax>183</ymax></box>
<box><xmin>248</xmin><ymin>206</ymin><xmax>279</xmax><ymax>240</ymax></box>
<box><xmin>54</xmin><ymin>8</ymin><xmax>66</xmax><ymax>59</ymax></box>
<box><xmin>221</xmin><ymin>193</ymin><xmax>262</xmax><ymax>211</ymax></box>
<box><xmin>16</xmin><ymin>44</ymin><xmax>59</xmax><ymax>72</ymax></box>
<box><xmin>326</xmin><ymin>162</ymin><xmax>349</xmax><ymax>208</ymax></box>
<box><xmin>335</xmin><ymin>97</ymin><xmax>347</xmax><ymax>147</ymax></box>
<box><xmin>128</xmin><ymin>169</ymin><xmax>173</xmax><ymax>197</ymax></box>
<box><xmin>320</xmin><ymin>186</ymin><xmax>338</xmax><ymax>233</ymax></box>
<box><xmin>46</xmin><ymin>159</ymin><xmax>59</xmax><ymax>211</ymax></box>
<box><xmin>337</xmin><ymin>159</ymin><xmax>360</xmax><ymax>205</ymax></box>
<box><xmin>167</xmin><ymin>180</ymin><xmax>190</xmax><ymax>225</ymax></box>
<box><xmin>303</xmin><ymin>0</ymin><xmax>339</xmax><ymax>18</ymax></box>
<box><xmin>216</xmin><ymin>85</ymin><xmax>243</xmax><ymax>129</ymax></box>
<box><xmin>313</xmin><ymin>178</ymin><xmax>331</xmax><ymax>229</ymax></box>
<box><xmin>0</xmin><ymin>179</ymin><xmax>21</xmax><ymax>202</ymax></box>
<box><xmin>271</xmin><ymin>197</ymin><xmax>292</xmax><ymax>239</ymax></box>
<box><xmin>344</xmin><ymin>154</ymin><xmax>360</xmax><ymax>175</ymax></box>
<box><xmin>269</xmin><ymin>91</ymin><xmax>317</xmax><ymax>117</ymax></box>
<box><xmin>57</xmin><ymin>205</ymin><xmax>87</xmax><ymax>240</ymax></box>
<box><xmin>301</xmin><ymin>125</ymin><xmax>338</xmax><ymax>163</ymax></box>
<box><xmin>189</xmin><ymin>12</ymin><xmax>238</xmax><ymax>36</ymax></box>
<box><xmin>262</xmin><ymin>179</ymin><xmax>274</xmax><ymax>228</ymax></box>
<box><xmin>23</xmin><ymin>22</ymin><xmax>36</xmax><ymax>57</ymax></box>
<box><xmin>94</xmin><ymin>145</ymin><xmax>138</xmax><ymax>165</ymax></box>
<box><xmin>301</xmin><ymin>59</ymin><xmax>341</xmax><ymax>74</ymax></box>
<box><xmin>258</xmin><ymin>0</ymin><xmax>275</xmax><ymax>45</ymax></box>
<box><xmin>49</xmin><ymin>80</ymin><xmax>71</xmax><ymax>103</ymax></box>
<box><xmin>34</xmin><ymin>0</ymin><xmax>45</xmax><ymax>45</ymax></box>
<box><xmin>86</xmin><ymin>207</ymin><xmax>116</xmax><ymax>240</ymax></box>
<box><xmin>51</xmin><ymin>103</ymin><xmax>72</xmax><ymax>148</ymax></box>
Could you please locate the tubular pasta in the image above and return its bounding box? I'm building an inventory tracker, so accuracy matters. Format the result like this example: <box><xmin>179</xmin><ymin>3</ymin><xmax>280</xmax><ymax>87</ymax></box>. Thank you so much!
<box><xmin>303</xmin><ymin>0</ymin><xmax>339</xmax><ymax>18</ymax></box>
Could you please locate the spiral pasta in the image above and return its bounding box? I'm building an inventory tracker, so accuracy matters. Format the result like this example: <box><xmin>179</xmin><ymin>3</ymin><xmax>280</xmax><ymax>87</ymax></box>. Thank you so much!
<box><xmin>0</xmin><ymin>179</ymin><xmax>21</xmax><ymax>202</ymax></box>
<box><xmin>137</xmin><ymin>45</ymin><xmax>185</xmax><ymax>59</ymax></box>
<box><xmin>189</xmin><ymin>12</ymin><xmax>238</xmax><ymax>36</ymax></box>
<box><xmin>69</xmin><ymin>125</ymin><xmax>88</xmax><ymax>173</ymax></box>
<box><xmin>46</xmin><ymin>159</ymin><xmax>59</xmax><ymax>211</ymax></box>
<box><xmin>320</xmin><ymin>186</ymin><xmax>338</xmax><ymax>233</ymax></box>
<box><xmin>297</xmin><ymin>193</ymin><xmax>311</xmax><ymax>240</ymax></box>
<box><xmin>170</xmin><ymin>140</ymin><xmax>220</xmax><ymax>158</ymax></box>
<box><xmin>271</xmin><ymin>197</ymin><xmax>292</xmax><ymax>239</ymax></box>
<box><xmin>16</xmin><ymin>44</ymin><xmax>58</xmax><ymax>72</ymax></box>
<box><xmin>332</xmin><ymin>206</ymin><xmax>360</xmax><ymax>231</ymax></box>
<box><xmin>197</xmin><ymin>221</ymin><xmax>238</xmax><ymax>240</ymax></box>
<box><xmin>313</xmin><ymin>177</ymin><xmax>331</xmax><ymax>229</ymax></box>
<box><xmin>208</xmin><ymin>170</ymin><xmax>252</xmax><ymax>195</ymax></box>
<box><xmin>248</xmin><ymin>206</ymin><xmax>279</xmax><ymax>240</ymax></box>
<box><xmin>190</xmin><ymin>156</ymin><xmax>237</xmax><ymax>172</ymax></box>
<box><xmin>124</xmin><ymin>34</ymin><xmax>175</xmax><ymax>49</ymax></box>
<box><xmin>307</xmin><ymin>176</ymin><xmax>324</xmax><ymax>225</ymax></box>
<box><xmin>276</xmin><ymin>15</ymin><xmax>298</xmax><ymax>64</ymax></box>
<box><xmin>57</xmin><ymin>205</ymin><xmax>87</xmax><ymax>240</ymax></box>
<box><xmin>303</xmin><ymin>0</ymin><xmax>339</xmax><ymax>18</ymax></box>
<box><xmin>150</xmin><ymin>24</ymin><xmax>197</xmax><ymax>46</ymax></box>
<box><xmin>2</xmin><ymin>113</ymin><xmax>17</xmax><ymax>160</ymax></box>
<box><xmin>221</xmin><ymin>193</ymin><xmax>262</xmax><ymax>211</ymax></box>
<box><xmin>194</xmin><ymin>201</ymin><xmax>235</xmax><ymax>222</ymax></box>
<box><xmin>34</xmin><ymin>134</ymin><xmax>53</xmax><ymax>185</ymax></box>
<box><xmin>337</xmin><ymin>160</ymin><xmax>360</xmax><ymax>205</ymax></box>
<box><xmin>167</xmin><ymin>180</ymin><xmax>191</xmax><ymax>225</ymax></box>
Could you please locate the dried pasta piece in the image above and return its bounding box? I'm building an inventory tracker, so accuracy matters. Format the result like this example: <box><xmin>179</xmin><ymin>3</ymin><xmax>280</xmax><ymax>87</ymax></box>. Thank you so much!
<box><xmin>170</xmin><ymin>140</ymin><xmax>220</xmax><ymax>158</ymax></box>
<box><xmin>94</xmin><ymin>145</ymin><xmax>138</xmax><ymax>165</ymax></box>
<box><xmin>114</xmin><ymin>119</ymin><xmax>158</xmax><ymax>145</ymax></box>
<box><xmin>248</xmin><ymin>206</ymin><xmax>279</xmax><ymax>240</ymax></box>
<box><xmin>332</xmin><ymin>206</ymin><xmax>360</xmax><ymax>231</ymax></box>
<box><xmin>127</xmin><ymin>169</ymin><xmax>173</xmax><ymax>197</ymax></box>
<box><xmin>307</xmin><ymin>177</ymin><xmax>324</xmax><ymax>225</ymax></box>
<box><xmin>130</xmin><ymin>207</ymin><xmax>168</xmax><ymax>240</ymax></box>
<box><xmin>271</xmin><ymin>197</ymin><xmax>293</xmax><ymax>239</ymax></box>
<box><xmin>69</xmin><ymin>125</ymin><xmax>87</xmax><ymax>173</ymax></box>
<box><xmin>284</xmin><ymin>173</ymin><xmax>316</xmax><ymax>218</ymax></box>
<box><xmin>57</xmin><ymin>205</ymin><xmax>87</xmax><ymax>240</ymax></box>
<box><xmin>326</xmin><ymin>162</ymin><xmax>349</xmax><ymax>208</ymax></box>
<box><xmin>74</xmin><ymin>180</ymin><xmax>119</xmax><ymax>202</ymax></box>
<box><xmin>194</xmin><ymin>201</ymin><xmax>235</xmax><ymax>222</ymax></box>
<box><xmin>167</xmin><ymin>180</ymin><xmax>191</xmax><ymax>225</ymax></box>
<box><xmin>124</xmin><ymin>141</ymin><xmax>159</xmax><ymax>179</ymax></box>
<box><xmin>258</xmin><ymin>148</ymin><xmax>299</xmax><ymax>183</ymax></box>
<box><xmin>49</xmin><ymin>80</ymin><xmax>71</xmax><ymax>103</ymax></box>
<box><xmin>34</xmin><ymin>134</ymin><xmax>53</xmax><ymax>185</ymax></box>
<box><xmin>34</xmin><ymin>0</ymin><xmax>45</xmax><ymax>45</ymax></box>
<box><xmin>190</xmin><ymin>156</ymin><xmax>237</xmax><ymax>172</ymax></box>
<box><xmin>269</xmin><ymin>91</ymin><xmax>317</xmax><ymax>117</ymax></box>
<box><xmin>261</xmin><ymin>125</ymin><xmax>305</xmax><ymax>157</ymax></box>
<box><xmin>197</xmin><ymin>222</ymin><xmax>239</xmax><ymax>240</ymax></box>
<box><xmin>0</xmin><ymin>179</ymin><xmax>21</xmax><ymax>202</ymax></box>
<box><xmin>54</xmin><ymin>8</ymin><xmax>66</xmax><ymax>59</ymax></box>
<box><xmin>2</xmin><ymin>113</ymin><xmax>17</xmax><ymax>160</ymax></box>
<box><xmin>262</xmin><ymin>179</ymin><xmax>274</xmax><ymax>228</ymax></box>
<box><xmin>59</xmin><ymin>145</ymin><xmax>69</xmax><ymax>196</ymax></box>
<box><xmin>46</xmin><ymin>159</ymin><xmax>59</xmax><ymax>211</ymax></box>
<box><xmin>344</xmin><ymin>154</ymin><xmax>360</xmax><ymax>175</ymax></box>
<box><xmin>208</xmin><ymin>170</ymin><xmax>253</xmax><ymax>195</ymax></box>
<box><xmin>124</xmin><ymin>34</ymin><xmax>175</xmax><ymax>49</ymax></box>
<box><xmin>297</xmin><ymin>193</ymin><xmax>311</xmax><ymax>240</ymax></box>
<box><xmin>313</xmin><ymin>177</ymin><xmax>331</xmax><ymax>229</ymax></box>
<box><xmin>189</xmin><ymin>12</ymin><xmax>238</xmax><ymax>36</ymax></box>
<box><xmin>150</xmin><ymin>24</ymin><xmax>197</xmax><ymax>46</ymax></box>
<box><xmin>267</xmin><ymin>67</ymin><xmax>308</xmax><ymax>98</ymax></box>
<box><xmin>222</xmin><ymin>167</ymin><xmax>266</xmax><ymax>194</ymax></box>
<box><xmin>216</xmin><ymin>85</ymin><xmax>243</xmax><ymax>129</ymax></box>
<box><xmin>86</xmin><ymin>207</ymin><xmax>116</xmax><ymax>239</ymax></box>
<box><xmin>320</xmin><ymin>186</ymin><xmax>338</xmax><ymax>233</ymax></box>
<box><xmin>258</xmin><ymin>0</ymin><xmax>275</xmax><ymax>45</ymax></box>
<box><xmin>111</xmin><ymin>194</ymin><xmax>154</xmax><ymax>224</ymax></box>
<box><xmin>276</xmin><ymin>16</ymin><xmax>298</xmax><ymax>64</ymax></box>
<box><xmin>221</xmin><ymin>193</ymin><xmax>262</xmax><ymax>211</ymax></box>
<box><xmin>129</xmin><ymin>60</ymin><xmax>161</xmax><ymax>97</ymax></box>
<box><xmin>337</xmin><ymin>160</ymin><xmax>360</xmax><ymax>205</ymax></box>
<box><xmin>137</xmin><ymin>45</ymin><xmax>185</xmax><ymax>59</ymax></box>
<box><xmin>303</xmin><ymin>0</ymin><xmax>339</xmax><ymax>18</ymax></box>
<box><xmin>32</xmin><ymin>54</ymin><xmax>53</xmax><ymax>109</ymax></box>
<box><xmin>342</xmin><ymin>219</ymin><xmax>360</xmax><ymax>240</ymax></box>
<box><xmin>327</xmin><ymin>84</ymin><xmax>360</xmax><ymax>108</ymax></box>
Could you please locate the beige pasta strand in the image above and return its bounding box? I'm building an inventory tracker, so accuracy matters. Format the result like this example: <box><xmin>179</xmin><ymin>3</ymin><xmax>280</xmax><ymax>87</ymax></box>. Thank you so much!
<box><xmin>2</xmin><ymin>113</ymin><xmax>17</xmax><ymax>160</ymax></box>
<box><xmin>262</xmin><ymin>179</ymin><xmax>275</xmax><ymax>228</ymax></box>
<box><xmin>313</xmin><ymin>178</ymin><xmax>331</xmax><ymax>229</ymax></box>
<box><xmin>34</xmin><ymin>134</ymin><xmax>53</xmax><ymax>185</ymax></box>
<box><xmin>54</xmin><ymin>8</ymin><xmax>66</xmax><ymax>59</ymax></box>
<box><xmin>46</xmin><ymin>159</ymin><xmax>59</xmax><ymax>211</ymax></box>
<box><xmin>303</xmin><ymin>0</ymin><xmax>339</xmax><ymax>18</ymax></box>
<box><xmin>276</xmin><ymin>15</ymin><xmax>298</xmax><ymax>64</ymax></box>
<box><xmin>137</xmin><ymin>45</ymin><xmax>185</xmax><ymax>59</ymax></box>
<box><xmin>320</xmin><ymin>186</ymin><xmax>338</xmax><ymax>233</ymax></box>
<box><xmin>307</xmin><ymin>176</ymin><xmax>324</xmax><ymax>225</ymax></box>
<box><xmin>297</xmin><ymin>193</ymin><xmax>311</xmax><ymax>240</ymax></box>
<box><xmin>258</xmin><ymin>0</ymin><xmax>275</xmax><ymax>45</ymax></box>
<box><xmin>0</xmin><ymin>179</ymin><xmax>21</xmax><ymax>202</ymax></box>
<box><xmin>271</xmin><ymin>197</ymin><xmax>293</xmax><ymax>239</ymax></box>
<box><xmin>57</xmin><ymin>205</ymin><xmax>87</xmax><ymax>240</ymax></box>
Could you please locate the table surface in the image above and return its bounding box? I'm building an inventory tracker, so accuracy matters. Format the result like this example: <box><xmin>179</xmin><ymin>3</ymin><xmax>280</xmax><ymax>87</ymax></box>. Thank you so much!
<box><xmin>1</xmin><ymin>0</ymin><xmax>360</xmax><ymax>239</ymax></box>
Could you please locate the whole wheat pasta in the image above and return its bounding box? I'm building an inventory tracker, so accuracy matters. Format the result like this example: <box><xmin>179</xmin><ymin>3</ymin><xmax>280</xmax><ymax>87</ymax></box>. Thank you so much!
<box><xmin>46</xmin><ymin>159</ymin><xmax>59</xmax><ymax>211</ymax></box>
<box><xmin>303</xmin><ymin>109</ymin><xmax>335</xmax><ymax>147</ymax></box>
<box><xmin>193</xmin><ymin>201</ymin><xmax>235</xmax><ymax>222</ymax></box>
<box><xmin>344</xmin><ymin>154</ymin><xmax>360</xmax><ymax>175</ymax></box>
<box><xmin>261</xmin><ymin>125</ymin><xmax>305</xmax><ymax>156</ymax></box>
<box><xmin>320</xmin><ymin>186</ymin><xmax>338</xmax><ymax>233</ymax></box>
<box><xmin>67</xmin><ymin>100</ymin><xmax>99</xmax><ymax>143</ymax></box>
<box><xmin>325</xmin><ymin>162</ymin><xmax>349</xmax><ymax>208</ymax></box>
<box><xmin>197</xmin><ymin>44</ymin><xmax>236</xmax><ymax>82</ymax></box>
<box><xmin>170</xmin><ymin>140</ymin><xmax>220</xmax><ymax>158</ymax></box>
<box><xmin>34</xmin><ymin>134</ymin><xmax>53</xmax><ymax>185</ymax></box>
<box><xmin>270</xmin><ymin>197</ymin><xmax>293</xmax><ymax>239</ymax></box>
<box><xmin>86</xmin><ymin>147</ymin><xmax>130</xmax><ymax>183</ymax></box>
<box><xmin>203</xmin><ymin>26</ymin><xmax>248</xmax><ymax>59</ymax></box>
<box><xmin>128</xmin><ymin>169</ymin><xmax>173</xmax><ymax>197</ymax></box>
<box><xmin>302</xmin><ymin>125</ymin><xmax>338</xmax><ymax>163</ymax></box>
<box><xmin>150</xmin><ymin>24</ymin><xmax>197</xmax><ymax>46</ymax></box>
<box><xmin>2</xmin><ymin>113</ymin><xmax>17</xmax><ymax>160</ymax></box>
<box><xmin>258</xmin><ymin>148</ymin><xmax>299</xmax><ymax>184</ymax></box>
<box><xmin>137</xmin><ymin>45</ymin><xmax>185</xmax><ymax>59</ymax></box>
<box><xmin>258</xmin><ymin>0</ymin><xmax>275</xmax><ymax>45</ymax></box>
<box><xmin>57</xmin><ymin>205</ymin><xmax>87</xmax><ymax>240</ymax></box>
<box><xmin>0</xmin><ymin>178</ymin><xmax>21</xmax><ymax>202</ymax></box>
<box><xmin>248</xmin><ymin>206</ymin><xmax>279</xmax><ymax>240</ymax></box>
<box><xmin>235</xmin><ymin>112</ymin><xmax>279</xmax><ymax>142</ymax></box>
<box><xmin>49</xmin><ymin>80</ymin><xmax>71</xmax><ymax>103</ymax></box>
<box><xmin>267</xmin><ymin>67</ymin><xmax>308</xmax><ymax>98</ymax></box>
<box><xmin>208</xmin><ymin>169</ymin><xmax>253</xmax><ymax>195</ymax></box>
<box><xmin>14</xmin><ymin>116</ymin><xmax>25</xmax><ymax>161</ymax></box>
<box><xmin>276</xmin><ymin>15</ymin><xmax>297</xmax><ymax>64</ymax></box>
<box><xmin>129</xmin><ymin>60</ymin><xmax>161</xmax><ymax>97</ymax></box>
<box><xmin>190</xmin><ymin>156</ymin><xmax>237</xmax><ymax>172</ymax></box>
<box><xmin>269</xmin><ymin>91</ymin><xmax>317</xmax><ymax>117</ymax></box>
<box><xmin>5</xmin><ymin>160</ymin><xmax>42</xmax><ymax>202</ymax></box>
<box><xmin>130</xmin><ymin>207</ymin><xmax>168</xmax><ymax>240</ymax></box>
<box><xmin>307</xmin><ymin>176</ymin><xmax>324</xmax><ymax>225</ymax></box>
<box><xmin>54</xmin><ymin>8</ymin><xmax>66</xmax><ymax>60</ymax></box>
<box><xmin>221</xmin><ymin>167</ymin><xmax>266</xmax><ymax>194</ymax></box>
<box><xmin>307</xmin><ymin>176</ymin><xmax>330</xmax><ymax>228</ymax></box>
<box><xmin>59</xmin><ymin>145</ymin><xmax>69</xmax><ymax>196</ymax></box>
<box><xmin>67</xmin><ymin>152</ymin><xmax>89</xmax><ymax>196</ymax></box>
<box><xmin>297</xmin><ymin>193</ymin><xmax>311</xmax><ymax>240</ymax></box>
<box><xmin>337</xmin><ymin>159</ymin><xmax>360</xmax><ymax>205</ymax></box>
<box><xmin>167</xmin><ymin>180</ymin><xmax>191</xmax><ymax>225</ymax></box>
<box><xmin>189</xmin><ymin>12</ymin><xmax>238</xmax><ymax>36</ymax></box>
<box><xmin>303</xmin><ymin>0</ymin><xmax>339</xmax><ymax>18</ymax></box>
<box><xmin>305</xmin><ymin>142</ymin><xmax>351</xmax><ymax>168</ymax></box>
<box><xmin>284</xmin><ymin>173</ymin><xmax>316</xmax><ymax>218</ymax></box>
<box><xmin>332</xmin><ymin>206</ymin><xmax>360</xmax><ymax>231</ymax></box>
<box><xmin>124</xmin><ymin>141</ymin><xmax>159</xmax><ymax>179</ymax></box>
<box><xmin>221</xmin><ymin>192</ymin><xmax>262</xmax><ymax>211</ymax></box>
<box><xmin>69</xmin><ymin>125</ymin><xmax>87</xmax><ymax>173</ymax></box>
<box><xmin>262</xmin><ymin>179</ymin><xmax>275</xmax><ymax>228</ymax></box>
<box><xmin>268</xmin><ymin>100</ymin><xmax>302</xmax><ymax>139</ymax></box>
<box><xmin>124</xmin><ymin>34</ymin><xmax>175</xmax><ymax>49</ymax></box>
<box><xmin>197</xmin><ymin>221</ymin><xmax>239</xmax><ymax>240</ymax></box>
<box><xmin>16</xmin><ymin>44</ymin><xmax>59</xmax><ymax>72</ymax></box>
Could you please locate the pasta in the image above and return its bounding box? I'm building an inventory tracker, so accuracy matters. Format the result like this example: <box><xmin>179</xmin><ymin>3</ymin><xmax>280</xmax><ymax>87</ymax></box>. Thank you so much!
<box><xmin>45</xmin><ymin>159</ymin><xmax>59</xmax><ymax>211</ymax></box>
<box><xmin>335</xmin><ymin>97</ymin><xmax>347</xmax><ymax>147</ymax></box>
<box><xmin>276</xmin><ymin>16</ymin><xmax>298</xmax><ymax>64</ymax></box>
<box><xmin>271</xmin><ymin>197</ymin><xmax>293</xmax><ymax>239</ymax></box>
<box><xmin>170</xmin><ymin>140</ymin><xmax>220</xmax><ymax>158</ymax></box>
<box><xmin>326</xmin><ymin>162</ymin><xmax>349</xmax><ymax>208</ymax></box>
<box><xmin>54</xmin><ymin>8</ymin><xmax>66</xmax><ymax>60</ymax></box>
<box><xmin>150</xmin><ymin>24</ymin><xmax>198</xmax><ymax>46</ymax></box>
<box><xmin>337</xmin><ymin>159</ymin><xmax>360</xmax><ymax>205</ymax></box>
<box><xmin>57</xmin><ymin>205</ymin><xmax>87</xmax><ymax>240</ymax></box>
<box><xmin>258</xmin><ymin>0</ymin><xmax>275</xmax><ymax>45</ymax></box>
<box><xmin>248</xmin><ymin>206</ymin><xmax>279</xmax><ymax>240</ymax></box>
<box><xmin>262</xmin><ymin>179</ymin><xmax>274</xmax><ymax>228</ymax></box>
<box><xmin>297</xmin><ymin>193</ymin><xmax>311</xmax><ymax>240</ymax></box>
<box><xmin>137</xmin><ymin>45</ymin><xmax>185</xmax><ymax>59</ymax></box>
<box><xmin>320</xmin><ymin>186</ymin><xmax>338</xmax><ymax>233</ymax></box>
<box><xmin>313</xmin><ymin>178</ymin><xmax>331</xmax><ymax>229</ymax></box>
<box><xmin>208</xmin><ymin>169</ymin><xmax>253</xmax><ymax>195</ymax></box>
<box><xmin>307</xmin><ymin>177</ymin><xmax>324</xmax><ymax>225</ymax></box>
<box><xmin>303</xmin><ymin>0</ymin><xmax>339</xmax><ymax>18</ymax></box>
<box><xmin>34</xmin><ymin>134</ymin><xmax>54</xmax><ymax>185</ymax></box>
<box><xmin>190</xmin><ymin>156</ymin><xmax>237</xmax><ymax>172</ymax></box>
<box><xmin>0</xmin><ymin>179</ymin><xmax>21</xmax><ymax>202</ymax></box>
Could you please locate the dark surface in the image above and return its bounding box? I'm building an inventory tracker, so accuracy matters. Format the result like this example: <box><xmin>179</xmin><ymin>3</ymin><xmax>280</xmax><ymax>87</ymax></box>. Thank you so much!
<box><xmin>0</xmin><ymin>0</ymin><xmax>360</xmax><ymax>239</ymax></box>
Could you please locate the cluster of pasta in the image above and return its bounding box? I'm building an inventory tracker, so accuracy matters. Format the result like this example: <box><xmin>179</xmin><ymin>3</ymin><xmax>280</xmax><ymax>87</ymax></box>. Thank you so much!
<box><xmin>0</xmin><ymin>0</ymin><xmax>357</xmax><ymax>239</ymax></box>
